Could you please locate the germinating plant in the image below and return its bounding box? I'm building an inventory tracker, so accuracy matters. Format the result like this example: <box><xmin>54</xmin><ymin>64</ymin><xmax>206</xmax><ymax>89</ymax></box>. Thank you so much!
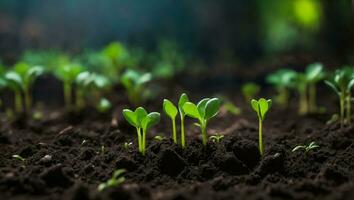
<box><xmin>209</xmin><ymin>133</ymin><xmax>224</xmax><ymax>143</ymax></box>
<box><xmin>305</xmin><ymin>63</ymin><xmax>325</xmax><ymax>113</ymax></box>
<box><xmin>266</xmin><ymin>69</ymin><xmax>296</xmax><ymax>108</ymax></box>
<box><xmin>241</xmin><ymin>82</ymin><xmax>260</xmax><ymax>102</ymax></box>
<box><xmin>325</xmin><ymin>67</ymin><xmax>354</xmax><ymax>125</ymax></box>
<box><xmin>122</xmin><ymin>107</ymin><xmax>160</xmax><ymax>155</ymax></box>
<box><xmin>121</xmin><ymin>69</ymin><xmax>152</xmax><ymax>106</ymax></box>
<box><xmin>55</xmin><ymin>63</ymin><xmax>83</xmax><ymax>110</ymax></box>
<box><xmin>5</xmin><ymin>62</ymin><xmax>44</xmax><ymax>113</ymax></box>
<box><xmin>98</xmin><ymin>169</ymin><xmax>126</xmax><ymax>191</ymax></box>
<box><xmin>163</xmin><ymin>99</ymin><xmax>178</xmax><ymax>143</ymax></box>
<box><xmin>292</xmin><ymin>141</ymin><xmax>319</xmax><ymax>154</ymax></box>
<box><xmin>251</xmin><ymin>98</ymin><xmax>272</xmax><ymax>156</ymax></box>
<box><xmin>183</xmin><ymin>98</ymin><xmax>221</xmax><ymax>145</ymax></box>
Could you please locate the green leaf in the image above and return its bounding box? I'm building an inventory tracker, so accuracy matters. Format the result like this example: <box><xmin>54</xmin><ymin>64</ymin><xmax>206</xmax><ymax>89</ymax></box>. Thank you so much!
<box><xmin>204</xmin><ymin>98</ymin><xmax>221</xmax><ymax>120</ymax></box>
<box><xmin>251</xmin><ymin>99</ymin><xmax>259</xmax><ymax>113</ymax></box>
<box><xmin>178</xmin><ymin>93</ymin><xmax>189</xmax><ymax>115</ymax></box>
<box><xmin>306</xmin><ymin>63</ymin><xmax>324</xmax><ymax>82</ymax></box>
<box><xmin>324</xmin><ymin>80</ymin><xmax>340</xmax><ymax>96</ymax></box>
<box><xmin>122</xmin><ymin>109</ymin><xmax>137</xmax><ymax>127</ymax></box>
<box><xmin>142</xmin><ymin>112</ymin><xmax>160</xmax><ymax>130</ymax></box>
<box><xmin>183</xmin><ymin>102</ymin><xmax>200</xmax><ymax>119</ymax></box>
<box><xmin>135</xmin><ymin>107</ymin><xmax>148</xmax><ymax>127</ymax></box>
<box><xmin>259</xmin><ymin>98</ymin><xmax>271</xmax><ymax>120</ymax></box>
<box><xmin>5</xmin><ymin>71</ymin><xmax>23</xmax><ymax>90</ymax></box>
<box><xmin>163</xmin><ymin>99</ymin><xmax>178</xmax><ymax>119</ymax></box>
<box><xmin>197</xmin><ymin>98</ymin><xmax>209</xmax><ymax>118</ymax></box>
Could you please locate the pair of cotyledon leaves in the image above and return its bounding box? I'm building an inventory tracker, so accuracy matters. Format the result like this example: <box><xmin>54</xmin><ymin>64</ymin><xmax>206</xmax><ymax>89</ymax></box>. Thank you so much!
<box><xmin>123</xmin><ymin>107</ymin><xmax>160</xmax><ymax>130</ymax></box>
<box><xmin>251</xmin><ymin>98</ymin><xmax>272</xmax><ymax>121</ymax></box>
<box><xmin>5</xmin><ymin>62</ymin><xmax>44</xmax><ymax>90</ymax></box>
<box><xmin>76</xmin><ymin>71</ymin><xmax>110</xmax><ymax>89</ymax></box>
<box><xmin>162</xmin><ymin>93</ymin><xmax>189</xmax><ymax>119</ymax></box>
<box><xmin>325</xmin><ymin>67</ymin><xmax>354</xmax><ymax>96</ymax></box>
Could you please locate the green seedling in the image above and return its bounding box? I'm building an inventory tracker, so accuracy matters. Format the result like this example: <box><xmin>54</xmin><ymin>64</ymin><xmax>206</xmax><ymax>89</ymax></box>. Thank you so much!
<box><xmin>209</xmin><ymin>133</ymin><xmax>224</xmax><ymax>143</ymax></box>
<box><xmin>124</xmin><ymin>142</ymin><xmax>132</xmax><ymax>150</ymax></box>
<box><xmin>97</xmin><ymin>98</ymin><xmax>112</xmax><ymax>113</ymax></box>
<box><xmin>12</xmin><ymin>155</ymin><xmax>25</xmax><ymax>162</ymax></box>
<box><xmin>242</xmin><ymin>82</ymin><xmax>260</xmax><ymax>102</ymax></box>
<box><xmin>178</xmin><ymin>93</ymin><xmax>189</xmax><ymax>148</ymax></box>
<box><xmin>305</xmin><ymin>63</ymin><xmax>325</xmax><ymax>112</ymax></box>
<box><xmin>251</xmin><ymin>98</ymin><xmax>272</xmax><ymax>156</ymax></box>
<box><xmin>121</xmin><ymin>69</ymin><xmax>152</xmax><ymax>106</ymax></box>
<box><xmin>266</xmin><ymin>69</ymin><xmax>296</xmax><ymax>108</ymax></box>
<box><xmin>76</xmin><ymin>71</ymin><xmax>111</xmax><ymax>110</ymax></box>
<box><xmin>101</xmin><ymin>145</ymin><xmax>105</xmax><ymax>155</ymax></box>
<box><xmin>5</xmin><ymin>62</ymin><xmax>44</xmax><ymax>113</ymax></box>
<box><xmin>123</xmin><ymin>107</ymin><xmax>160</xmax><ymax>155</ymax></box>
<box><xmin>163</xmin><ymin>99</ymin><xmax>178</xmax><ymax>144</ymax></box>
<box><xmin>222</xmin><ymin>101</ymin><xmax>241</xmax><ymax>115</ymax></box>
<box><xmin>183</xmin><ymin>98</ymin><xmax>221</xmax><ymax>145</ymax></box>
<box><xmin>292</xmin><ymin>141</ymin><xmax>319</xmax><ymax>154</ymax></box>
<box><xmin>55</xmin><ymin>63</ymin><xmax>83</xmax><ymax>110</ymax></box>
<box><xmin>325</xmin><ymin>67</ymin><xmax>354</xmax><ymax>125</ymax></box>
<box><xmin>154</xmin><ymin>135</ymin><xmax>166</xmax><ymax>141</ymax></box>
<box><xmin>98</xmin><ymin>169</ymin><xmax>126</xmax><ymax>191</ymax></box>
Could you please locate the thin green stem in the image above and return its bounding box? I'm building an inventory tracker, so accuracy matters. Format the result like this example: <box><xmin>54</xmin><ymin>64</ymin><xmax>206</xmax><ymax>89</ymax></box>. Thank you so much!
<box><xmin>180</xmin><ymin>116</ymin><xmax>185</xmax><ymax>148</ymax></box>
<box><xmin>309</xmin><ymin>84</ymin><xmax>316</xmax><ymax>113</ymax></box>
<box><xmin>340</xmin><ymin>93</ymin><xmax>345</xmax><ymax>125</ymax></box>
<box><xmin>14</xmin><ymin>90</ymin><xmax>23</xmax><ymax>113</ymax></box>
<box><xmin>142</xmin><ymin>129</ymin><xmax>146</xmax><ymax>156</ymax></box>
<box><xmin>172</xmin><ymin>118</ymin><xmax>177</xmax><ymax>144</ymax></box>
<box><xmin>137</xmin><ymin>128</ymin><xmax>142</xmax><ymax>153</ymax></box>
<box><xmin>299</xmin><ymin>90</ymin><xmax>308</xmax><ymax>115</ymax></box>
<box><xmin>346</xmin><ymin>92</ymin><xmax>351</xmax><ymax>124</ymax></box>
<box><xmin>76</xmin><ymin>88</ymin><xmax>84</xmax><ymax>110</ymax></box>
<box><xmin>259</xmin><ymin>119</ymin><xmax>264</xmax><ymax>156</ymax></box>
<box><xmin>201</xmin><ymin>120</ymin><xmax>207</xmax><ymax>145</ymax></box>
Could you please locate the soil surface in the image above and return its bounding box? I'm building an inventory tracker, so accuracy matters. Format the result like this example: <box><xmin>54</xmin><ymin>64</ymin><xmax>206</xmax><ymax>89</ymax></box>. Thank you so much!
<box><xmin>0</xmin><ymin>89</ymin><xmax>354</xmax><ymax>200</ymax></box>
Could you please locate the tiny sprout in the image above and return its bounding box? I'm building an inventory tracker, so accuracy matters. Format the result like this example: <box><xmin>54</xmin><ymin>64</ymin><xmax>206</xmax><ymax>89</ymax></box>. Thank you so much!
<box><xmin>209</xmin><ymin>133</ymin><xmax>224</xmax><ymax>143</ymax></box>
<box><xmin>101</xmin><ymin>145</ymin><xmax>105</xmax><ymax>155</ymax></box>
<box><xmin>292</xmin><ymin>142</ymin><xmax>319</xmax><ymax>154</ymax></box>
<box><xmin>122</xmin><ymin>107</ymin><xmax>160</xmax><ymax>155</ymax></box>
<box><xmin>124</xmin><ymin>142</ymin><xmax>133</xmax><ymax>150</ymax></box>
<box><xmin>222</xmin><ymin>101</ymin><xmax>241</xmax><ymax>115</ymax></box>
<box><xmin>154</xmin><ymin>135</ymin><xmax>166</xmax><ymax>141</ymax></box>
<box><xmin>12</xmin><ymin>155</ymin><xmax>25</xmax><ymax>162</ymax></box>
<box><xmin>121</xmin><ymin>69</ymin><xmax>152</xmax><ymax>106</ymax></box>
<box><xmin>98</xmin><ymin>169</ymin><xmax>126</xmax><ymax>192</ymax></box>
<box><xmin>251</xmin><ymin>98</ymin><xmax>272</xmax><ymax>156</ymax></box>
<box><xmin>163</xmin><ymin>99</ymin><xmax>178</xmax><ymax>143</ymax></box>
<box><xmin>241</xmin><ymin>82</ymin><xmax>260</xmax><ymax>102</ymax></box>
<box><xmin>183</xmin><ymin>98</ymin><xmax>221</xmax><ymax>145</ymax></box>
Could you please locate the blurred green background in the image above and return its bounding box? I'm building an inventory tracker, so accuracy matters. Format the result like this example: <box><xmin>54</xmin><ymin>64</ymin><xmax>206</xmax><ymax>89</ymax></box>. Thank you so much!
<box><xmin>0</xmin><ymin>0</ymin><xmax>353</xmax><ymax>65</ymax></box>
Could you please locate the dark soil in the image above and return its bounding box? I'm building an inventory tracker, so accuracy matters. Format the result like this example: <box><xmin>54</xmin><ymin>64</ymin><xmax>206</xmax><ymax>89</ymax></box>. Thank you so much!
<box><xmin>1</xmin><ymin>92</ymin><xmax>354</xmax><ymax>200</ymax></box>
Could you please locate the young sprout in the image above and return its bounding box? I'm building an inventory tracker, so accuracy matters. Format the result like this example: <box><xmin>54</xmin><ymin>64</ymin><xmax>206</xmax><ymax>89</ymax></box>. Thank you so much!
<box><xmin>178</xmin><ymin>93</ymin><xmax>189</xmax><ymax>148</ymax></box>
<box><xmin>305</xmin><ymin>63</ymin><xmax>325</xmax><ymax>112</ymax></box>
<box><xmin>241</xmin><ymin>82</ymin><xmax>260</xmax><ymax>102</ymax></box>
<box><xmin>266</xmin><ymin>69</ymin><xmax>296</xmax><ymax>108</ymax></box>
<box><xmin>12</xmin><ymin>154</ymin><xmax>26</xmax><ymax>162</ymax></box>
<box><xmin>183</xmin><ymin>98</ymin><xmax>221</xmax><ymax>145</ymax></box>
<box><xmin>163</xmin><ymin>99</ymin><xmax>178</xmax><ymax>144</ymax></box>
<box><xmin>98</xmin><ymin>169</ymin><xmax>126</xmax><ymax>191</ymax></box>
<box><xmin>251</xmin><ymin>98</ymin><xmax>272</xmax><ymax>156</ymax></box>
<box><xmin>123</xmin><ymin>142</ymin><xmax>133</xmax><ymax>150</ymax></box>
<box><xmin>5</xmin><ymin>62</ymin><xmax>44</xmax><ymax>113</ymax></box>
<box><xmin>122</xmin><ymin>107</ymin><xmax>160</xmax><ymax>155</ymax></box>
<box><xmin>75</xmin><ymin>71</ymin><xmax>111</xmax><ymax>111</ymax></box>
<box><xmin>209</xmin><ymin>133</ymin><xmax>224</xmax><ymax>143</ymax></box>
<box><xmin>121</xmin><ymin>69</ymin><xmax>152</xmax><ymax>106</ymax></box>
<box><xmin>325</xmin><ymin>67</ymin><xmax>354</xmax><ymax>125</ymax></box>
<box><xmin>55</xmin><ymin>63</ymin><xmax>83</xmax><ymax>110</ymax></box>
<box><xmin>154</xmin><ymin>135</ymin><xmax>166</xmax><ymax>141</ymax></box>
<box><xmin>292</xmin><ymin>141</ymin><xmax>319</xmax><ymax>154</ymax></box>
<box><xmin>222</xmin><ymin>101</ymin><xmax>241</xmax><ymax>115</ymax></box>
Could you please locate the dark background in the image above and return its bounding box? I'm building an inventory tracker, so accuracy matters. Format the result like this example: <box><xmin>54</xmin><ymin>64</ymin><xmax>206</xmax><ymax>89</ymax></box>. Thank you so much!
<box><xmin>0</xmin><ymin>0</ymin><xmax>353</xmax><ymax>65</ymax></box>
